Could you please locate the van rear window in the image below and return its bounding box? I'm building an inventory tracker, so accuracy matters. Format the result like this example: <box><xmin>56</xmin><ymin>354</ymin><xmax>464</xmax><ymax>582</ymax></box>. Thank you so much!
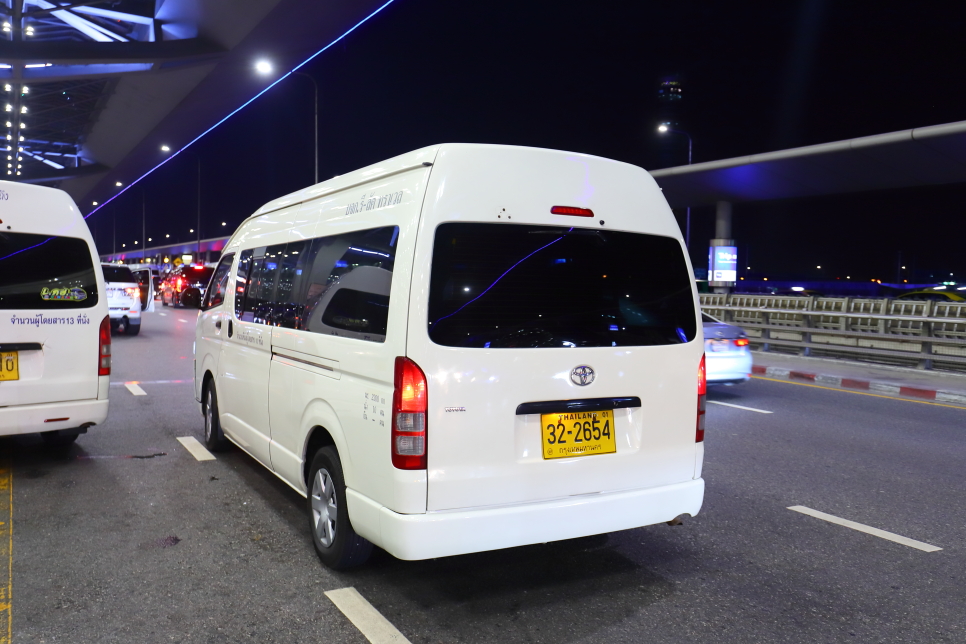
<box><xmin>102</xmin><ymin>265</ymin><xmax>135</xmax><ymax>283</ymax></box>
<box><xmin>428</xmin><ymin>223</ymin><xmax>697</xmax><ymax>348</ymax></box>
<box><xmin>0</xmin><ymin>232</ymin><xmax>99</xmax><ymax>310</ymax></box>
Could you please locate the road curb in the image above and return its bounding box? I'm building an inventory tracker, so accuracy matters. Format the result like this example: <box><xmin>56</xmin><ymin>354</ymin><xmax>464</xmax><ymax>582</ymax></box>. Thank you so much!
<box><xmin>751</xmin><ymin>365</ymin><xmax>966</xmax><ymax>404</ymax></box>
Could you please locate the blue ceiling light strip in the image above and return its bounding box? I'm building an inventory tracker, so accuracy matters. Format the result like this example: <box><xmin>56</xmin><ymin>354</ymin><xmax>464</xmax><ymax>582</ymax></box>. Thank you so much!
<box><xmin>85</xmin><ymin>0</ymin><xmax>399</xmax><ymax>220</ymax></box>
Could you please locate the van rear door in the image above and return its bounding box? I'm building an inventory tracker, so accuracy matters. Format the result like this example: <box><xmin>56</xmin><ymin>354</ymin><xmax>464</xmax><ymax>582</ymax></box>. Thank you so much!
<box><xmin>409</xmin><ymin>222</ymin><xmax>701</xmax><ymax>512</ymax></box>
<box><xmin>0</xmin><ymin>231</ymin><xmax>102</xmax><ymax>406</ymax></box>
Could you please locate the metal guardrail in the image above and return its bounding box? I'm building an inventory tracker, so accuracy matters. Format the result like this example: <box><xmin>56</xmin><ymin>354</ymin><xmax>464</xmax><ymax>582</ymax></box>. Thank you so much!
<box><xmin>700</xmin><ymin>294</ymin><xmax>966</xmax><ymax>371</ymax></box>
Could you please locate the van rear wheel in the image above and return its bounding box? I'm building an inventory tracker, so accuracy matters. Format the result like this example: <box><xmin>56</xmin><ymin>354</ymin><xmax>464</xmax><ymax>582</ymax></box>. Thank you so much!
<box><xmin>203</xmin><ymin>385</ymin><xmax>228</xmax><ymax>451</ymax></box>
<box><xmin>307</xmin><ymin>446</ymin><xmax>372</xmax><ymax>569</ymax></box>
<box><xmin>41</xmin><ymin>429</ymin><xmax>80</xmax><ymax>449</ymax></box>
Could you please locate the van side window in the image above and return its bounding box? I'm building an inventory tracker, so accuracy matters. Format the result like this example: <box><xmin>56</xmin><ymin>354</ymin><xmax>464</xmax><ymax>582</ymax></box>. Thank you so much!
<box><xmin>300</xmin><ymin>226</ymin><xmax>398</xmax><ymax>342</ymax></box>
<box><xmin>234</xmin><ymin>250</ymin><xmax>253</xmax><ymax>319</ymax></box>
<box><xmin>241</xmin><ymin>247</ymin><xmax>281</xmax><ymax>324</ymax></box>
<box><xmin>272</xmin><ymin>240</ymin><xmax>310</xmax><ymax>328</ymax></box>
<box><xmin>202</xmin><ymin>253</ymin><xmax>234</xmax><ymax>310</ymax></box>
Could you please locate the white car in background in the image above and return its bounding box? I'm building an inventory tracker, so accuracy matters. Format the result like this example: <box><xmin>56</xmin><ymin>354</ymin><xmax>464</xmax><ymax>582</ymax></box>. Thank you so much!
<box><xmin>702</xmin><ymin>313</ymin><xmax>752</xmax><ymax>385</ymax></box>
<box><xmin>102</xmin><ymin>264</ymin><xmax>150</xmax><ymax>335</ymax></box>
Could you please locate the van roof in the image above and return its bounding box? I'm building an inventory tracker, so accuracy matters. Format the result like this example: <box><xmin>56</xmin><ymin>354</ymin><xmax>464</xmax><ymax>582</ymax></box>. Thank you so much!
<box><xmin>248</xmin><ymin>144</ymin><xmax>442</xmax><ymax>220</ymax></box>
<box><xmin>242</xmin><ymin>143</ymin><xmax>641</xmax><ymax>223</ymax></box>
<box><xmin>0</xmin><ymin>179</ymin><xmax>87</xmax><ymax>238</ymax></box>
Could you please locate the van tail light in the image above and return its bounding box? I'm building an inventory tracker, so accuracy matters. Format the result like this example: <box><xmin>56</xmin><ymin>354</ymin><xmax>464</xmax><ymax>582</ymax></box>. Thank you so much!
<box><xmin>550</xmin><ymin>206</ymin><xmax>594</xmax><ymax>217</ymax></box>
<box><xmin>124</xmin><ymin>286</ymin><xmax>139</xmax><ymax>298</ymax></box>
<box><xmin>98</xmin><ymin>315</ymin><xmax>112</xmax><ymax>376</ymax></box>
<box><xmin>696</xmin><ymin>354</ymin><xmax>706</xmax><ymax>443</ymax></box>
<box><xmin>734</xmin><ymin>338</ymin><xmax>750</xmax><ymax>347</ymax></box>
<box><xmin>175</xmin><ymin>277</ymin><xmax>184</xmax><ymax>292</ymax></box>
<box><xmin>392</xmin><ymin>357</ymin><xmax>427</xmax><ymax>470</ymax></box>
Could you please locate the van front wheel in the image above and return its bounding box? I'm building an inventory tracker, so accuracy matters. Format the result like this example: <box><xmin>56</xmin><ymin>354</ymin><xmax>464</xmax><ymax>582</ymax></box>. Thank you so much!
<box><xmin>307</xmin><ymin>446</ymin><xmax>372</xmax><ymax>569</ymax></box>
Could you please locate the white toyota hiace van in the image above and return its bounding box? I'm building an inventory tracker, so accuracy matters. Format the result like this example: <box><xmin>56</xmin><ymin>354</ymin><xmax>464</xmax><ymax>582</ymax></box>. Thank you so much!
<box><xmin>195</xmin><ymin>144</ymin><xmax>706</xmax><ymax>569</ymax></box>
<box><xmin>0</xmin><ymin>181</ymin><xmax>111</xmax><ymax>447</ymax></box>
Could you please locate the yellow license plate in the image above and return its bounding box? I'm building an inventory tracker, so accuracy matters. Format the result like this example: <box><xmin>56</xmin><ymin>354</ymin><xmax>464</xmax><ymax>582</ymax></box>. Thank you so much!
<box><xmin>540</xmin><ymin>409</ymin><xmax>616</xmax><ymax>459</ymax></box>
<box><xmin>0</xmin><ymin>352</ymin><xmax>18</xmax><ymax>381</ymax></box>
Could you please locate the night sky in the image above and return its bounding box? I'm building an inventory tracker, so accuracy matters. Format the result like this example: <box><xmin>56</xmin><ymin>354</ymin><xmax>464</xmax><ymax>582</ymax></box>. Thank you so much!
<box><xmin>90</xmin><ymin>1</ymin><xmax>966</xmax><ymax>284</ymax></box>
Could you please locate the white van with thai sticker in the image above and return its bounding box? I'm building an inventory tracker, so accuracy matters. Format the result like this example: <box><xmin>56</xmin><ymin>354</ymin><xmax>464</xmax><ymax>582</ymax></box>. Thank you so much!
<box><xmin>102</xmin><ymin>264</ymin><xmax>149</xmax><ymax>335</ymax></box>
<box><xmin>194</xmin><ymin>144</ymin><xmax>705</xmax><ymax>569</ymax></box>
<box><xmin>0</xmin><ymin>181</ymin><xmax>110</xmax><ymax>447</ymax></box>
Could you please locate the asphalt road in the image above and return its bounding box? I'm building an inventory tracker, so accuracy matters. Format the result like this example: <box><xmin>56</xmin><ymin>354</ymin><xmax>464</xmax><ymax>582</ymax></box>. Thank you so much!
<box><xmin>4</xmin><ymin>308</ymin><xmax>965</xmax><ymax>643</ymax></box>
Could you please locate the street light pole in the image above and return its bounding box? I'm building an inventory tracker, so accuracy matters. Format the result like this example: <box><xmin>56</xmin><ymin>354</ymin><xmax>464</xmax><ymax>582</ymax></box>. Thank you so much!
<box><xmin>196</xmin><ymin>156</ymin><xmax>201</xmax><ymax>259</ymax></box>
<box><xmin>657</xmin><ymin>124</ymin><xmax>693</xmax><ymax>251</ymax></box>
<box><xmin>255</xmin><ymin>61</ymin><xmax>319</xmax><ymax>185</ymax></box>
<box><xmin>293</xmin><ymin>72</ymin><xmax>319</xmax><ymax>185</ymax></box>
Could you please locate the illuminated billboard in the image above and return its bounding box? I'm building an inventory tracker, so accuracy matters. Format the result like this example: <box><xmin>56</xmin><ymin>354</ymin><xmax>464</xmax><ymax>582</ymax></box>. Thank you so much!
<box><xmin>709</xmin><ymin>246</ymin><xmax>737</xmax><ymax>282</ymax></box>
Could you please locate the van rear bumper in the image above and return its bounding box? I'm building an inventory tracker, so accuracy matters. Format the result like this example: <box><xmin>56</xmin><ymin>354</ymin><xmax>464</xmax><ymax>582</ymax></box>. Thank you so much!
<box><xmin>0</xmin><ymin>398</ymin><xmax>109</xmax><ymax>436</ymax></box>
<box><xmin>348</xmin><ymin>478</ymin><xmax>704</xmax><ymax>561</ymax></box>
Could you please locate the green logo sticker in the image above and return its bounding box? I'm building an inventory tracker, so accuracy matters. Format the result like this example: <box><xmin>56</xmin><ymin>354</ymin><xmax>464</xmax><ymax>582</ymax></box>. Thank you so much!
<box><xmin>41</xmin><ymin>287</ymin><xmax>87</xmax><ymax>302</ymax></box>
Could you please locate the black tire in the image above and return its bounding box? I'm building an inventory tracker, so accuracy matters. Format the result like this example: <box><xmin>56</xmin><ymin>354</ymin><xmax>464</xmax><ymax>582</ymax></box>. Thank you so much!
<box><xmin>307</xmin><ymin>446</ymin><xmax>372</xmax><ymax>569</ymax></box>
<box><xmin>203</xmin><ymin>383</ymin><xmax>229</xmax><ymax>452</ymax></box>
<box><xmin>126</xmin><ymin>323</ymin><xmax>141</xmax><ymax>336</ymax></box>
<box><xmin>41</xmin><ymin>429</ymin><xmax>80</xmax><ymax>449</ymax></box>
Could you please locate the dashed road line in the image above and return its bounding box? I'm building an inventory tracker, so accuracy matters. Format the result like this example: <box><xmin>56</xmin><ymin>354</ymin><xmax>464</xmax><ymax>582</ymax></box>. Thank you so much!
<box><xmin>325</xmin><ymin>587</ymin><xmax>411</xmax><ymax>644</ymax></box>
<box><xmin>124</xmin><ymin>382</ymin><xmax>147</xmax><ymax>396</ymax></box>
<box><xmin>176</xmin><ymin>436</ymin><xmax>216</xmax><ymax>462</ymax></box>
<box><xmin>788</xmin><ymin>505</ymin><xmax>942</xmax><ymax>552</ymax></box>
<box><xmin>708</xmin><ymin>400</ymin><xmax>773</xmax><ymax>414</ymax></box>
<box><xmin>159</xmin><ymin>312</ymin><xmax>167</xmax><ymax>317</ymax></box>
<box><xmin>178</xmin><ymin>319</ymin><xmax>189</xmax><ymax>323</ymax></box>
<box><xmin>111</xmin><ymin>379</ymin><xmax>190</xmax><ymax>387</ymax></box>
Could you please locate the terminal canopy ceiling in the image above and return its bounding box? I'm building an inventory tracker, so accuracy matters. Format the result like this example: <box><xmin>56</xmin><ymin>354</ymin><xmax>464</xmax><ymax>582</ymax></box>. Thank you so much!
<box><xmin>2</xmin><ymin>0</ymin><xmax>385</xmax><ymax>202</ymax></box>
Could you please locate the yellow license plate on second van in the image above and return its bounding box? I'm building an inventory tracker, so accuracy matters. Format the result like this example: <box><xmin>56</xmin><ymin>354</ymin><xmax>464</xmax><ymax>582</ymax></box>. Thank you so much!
<box><xmin>540</xmin><ymin>410</ymin><xmax>616</xmax><ymax>459</ymax></box>
<box><xmin>0</xmin><ymin>352</ymin><xmax>18</xmax><ymax>381</ymax></box>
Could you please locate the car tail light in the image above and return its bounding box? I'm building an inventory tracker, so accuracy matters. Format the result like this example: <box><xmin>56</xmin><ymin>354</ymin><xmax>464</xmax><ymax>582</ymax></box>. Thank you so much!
<box><xmin>550</xmin><ymin>206</ymin><xmax>594</xmax><ymax>217</ymax></box>
<box><xmin>176</xmin><ymin>277</ymin><xmax>183</xmax><ymax>292</ymax></box>
<box><xmin>124</xmin><ymin>287</ymin><xmax>139</xmax><ymax>298</ymax></box>
<box><xmin>734</xmin><ymin>338</ymin><xmax>750</xmax><ymax>347</ymax></box>
<box><xmin>392</xmin><ymin>357</ymin><xmax>427</xmax><ymax>470</ymax></box>
<box><xmin>98</xmin><ymin>315</ymin><xmax>112</xmax><ymax>376</ymax></box>
<box><xmin>696</xmin><ymin>354</ymin><xmax>706</xmax><ymax>443</ymax></box>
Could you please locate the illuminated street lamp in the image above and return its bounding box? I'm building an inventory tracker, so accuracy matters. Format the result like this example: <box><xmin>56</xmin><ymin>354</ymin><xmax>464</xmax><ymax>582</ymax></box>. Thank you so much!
<box><xmin>256</xmin><ymin>59</ymin><xmax>319</xmax><ymax>184</ymax></box>
<box><xmin>657</xmin><ymin>123</ymin><xmax>693</xmax><ymax>250</ymax></box>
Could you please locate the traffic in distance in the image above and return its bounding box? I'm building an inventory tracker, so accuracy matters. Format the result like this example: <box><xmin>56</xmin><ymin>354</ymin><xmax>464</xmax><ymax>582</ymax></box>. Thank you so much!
<box><xmin>1</xmin><ymin>144</ymin><xmax>756</xmax><ymax>571</ymax></box>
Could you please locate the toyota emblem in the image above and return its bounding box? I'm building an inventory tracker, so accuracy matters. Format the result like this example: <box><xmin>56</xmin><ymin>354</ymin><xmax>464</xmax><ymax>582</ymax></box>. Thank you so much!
<box><xmin>570</xmin><ymin>365</ymin><xmax>595</xmax><ymax>386</ymax></box>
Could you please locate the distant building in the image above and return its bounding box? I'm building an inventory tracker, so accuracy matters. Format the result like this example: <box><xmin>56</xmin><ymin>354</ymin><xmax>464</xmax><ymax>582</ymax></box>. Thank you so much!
<box><xmin>656</xmin><ymin>75</ymin><xmax>686</xmax><ymax>168</ymax></box>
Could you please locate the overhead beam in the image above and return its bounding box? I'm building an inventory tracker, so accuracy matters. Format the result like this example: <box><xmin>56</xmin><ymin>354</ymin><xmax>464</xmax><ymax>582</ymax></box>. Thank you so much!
<box><xmin>0</xmin><ymin>37</ymin><xmax>224</xmax><ymax>63</ymax></box>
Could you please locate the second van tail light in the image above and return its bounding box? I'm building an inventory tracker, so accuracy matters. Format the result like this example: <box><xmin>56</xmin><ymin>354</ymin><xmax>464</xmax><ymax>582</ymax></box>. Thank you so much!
<box><xmin>98</xmin><ymin>315</ymin><xmax>112</xmax><ymax>376</ymax></box>
<box><xmin>696</xmin><ymin>354</ymin><xmax>707</xmax><ymax>443</ymax></box>
<box><xmin>734</xmin><ymin>337</ymin><xmax>750</xmax><ymax>347</ymax></box>
<box><xmin>392</xmin><ymin>357</ymin><xmax>427</xmax><ymax>470</ymax></box>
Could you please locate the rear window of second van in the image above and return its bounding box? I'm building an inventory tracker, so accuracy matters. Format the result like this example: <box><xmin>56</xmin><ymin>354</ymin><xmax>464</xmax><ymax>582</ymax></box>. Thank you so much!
<box><xmin>0</xmin><ymin>232</ymin><xmax>99</xmax><ymax>310</ymax></box>
<box><xmin>428</xmin><ymin>223</ymin><xmax>697</xmax><ymax>348</ymax></box>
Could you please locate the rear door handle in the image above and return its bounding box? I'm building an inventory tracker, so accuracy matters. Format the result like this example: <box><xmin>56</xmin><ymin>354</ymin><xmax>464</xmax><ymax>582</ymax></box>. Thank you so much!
<box><xmin>228</xmin><ymin>320</ymin><xmax>233</xmax><ymax>338</ymax></box>
<box><xmin>214</xmin><ymin>320</ymin><xmax>222</xmax><ymax>330</ymax></box>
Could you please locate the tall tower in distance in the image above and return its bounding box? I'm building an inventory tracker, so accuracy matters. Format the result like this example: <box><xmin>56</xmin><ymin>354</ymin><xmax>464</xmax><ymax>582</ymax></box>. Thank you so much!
<box><xmin>656</xmin><ymin>74</ymin><xmax>685</xmax><ymax>168</ymax></box>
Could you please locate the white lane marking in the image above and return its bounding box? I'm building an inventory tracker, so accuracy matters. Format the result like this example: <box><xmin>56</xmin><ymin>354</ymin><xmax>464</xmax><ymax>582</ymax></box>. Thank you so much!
<box><xmin>159</xmin><ymin>312</ymin><xmax>167</xmax><ymax>317</ymax></box>
<box><xmin>325</xmin><ymin>587</ymin><xmax>411</xmax><ymax>644</ymax></box>
<box><xmin>708</xmin><ymin>400</ymin><xmax>773</xmax><ymax>414</ymax></box>
<box><xmin>124</xmin><ymin>382</ymin><xmax>147</xmax><ymax>396</ymax></box>
<box><xmin>178</xmin><ymin>318</ymin><xmax>189</xmax><ymax>323</ymax></box>
<box><xmin>176</xmin><ymin>436</ymin><xmax>216</xmax><ymax>462</ymax></box>
<box><xmin>111</xmin><ymin>379</ymin><xmax>190</xmax><ymax>387</ymax></box>
<box><xmin>788</xmin><ymin>506</ymin><xmax>942</xmax><ymax>552</ymax></box>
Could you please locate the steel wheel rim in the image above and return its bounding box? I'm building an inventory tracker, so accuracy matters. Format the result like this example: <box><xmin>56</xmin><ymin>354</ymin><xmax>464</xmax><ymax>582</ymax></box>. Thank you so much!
<box><xmin>310</xmin><ymin>467</ymin><xmax>337</xmax><ymax>548</ymax></box>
